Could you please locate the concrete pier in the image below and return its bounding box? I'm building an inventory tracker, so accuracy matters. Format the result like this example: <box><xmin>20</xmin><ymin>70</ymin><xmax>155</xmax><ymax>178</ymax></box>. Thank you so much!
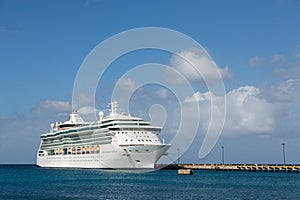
<box><xmin>159</xmin><ymin>164</ymin><xmax>300</xmax><ymax>173</ymax></box>
<box><xmin>178</xmin><ymin>164</ymin><xmax>300</xmax><ymax>172</ymax></box>
<box><xmin>178</xmin><ymin>169</ymin><xmax>193</xmax><ymax>175</ymax></box>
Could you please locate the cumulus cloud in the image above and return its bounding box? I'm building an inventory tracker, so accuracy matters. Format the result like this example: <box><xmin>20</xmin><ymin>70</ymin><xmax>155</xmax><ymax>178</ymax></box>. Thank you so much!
<box><xmin>156</xmin><ymin>88</ymin><xmax>168</xmax><ymax>99</ymax></box>
<box><xmin>77</xmin><ymin>106</ymin><xmax>97</xmax><ymax>115</ymax></box>
<box><xmin>32</xmin><ymin>100</ymin><xmax>71</xmax><ymax>114</ymax></box>
<box><xmin>169</xmin><ymin>49</ymin><xmax>233</xmax><ymax>82</ymax></box>
<box><xmin>113</xmin><ymin>78</ymin><xmax>140</xmax><ymax>112</ymax></box>
<box><xmin>184</xmin><ymin>91</ymin><xmax>211</xmax><ymax>103</ymax></box>
<box><xmin>0</xmin><ymin>99</ymin><xmax>74</xmax><ymax>163</ymax></box>
<box><xmin>225</xmin><ymin>86</ymin><xmax>275</xmax><ymax>135</ymax></box>
<box><xmin>72</xmin><ymin>92</ymin><xmax>94</xmax><ymax>109</ymax></box>
<box><xmin>183</xmin><ymin>81</ymin><xmax>300</xmax><ymax>137</ymax></box>
<box><xmin>263</xmin><ymin>79</ymin><xmax>300</xmax><ymax>103</ymax></box>
<box><xmin>115</xmin><ymin>78</ymin><xmax>136</xmax><ymax>93</ymax></box>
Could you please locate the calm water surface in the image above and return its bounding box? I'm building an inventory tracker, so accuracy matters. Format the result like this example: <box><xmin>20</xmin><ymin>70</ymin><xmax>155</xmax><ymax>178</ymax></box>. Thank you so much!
<box><xmin>0</xmin><ymin>165</ymin><xmax>300</xmax><ymax>199</ymax></box>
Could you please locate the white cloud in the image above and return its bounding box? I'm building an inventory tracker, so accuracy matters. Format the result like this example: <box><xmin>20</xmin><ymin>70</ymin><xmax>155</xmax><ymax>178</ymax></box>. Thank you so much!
<box><xmin>77</xmin><ymin>106</ymin><xmax>97</xmax><ymax>115</ymax></box>
<box><xmin>115</xmin><ymin>78</ymin><xmax>136</xmax><ymax>92</ymax></box>
<box><xmin>73</xmin><ymin>92</ymin><xmax>94</xmax><ymax>109</ymax></box>
<box><xmin>183</xmin><ymin>85</ymin><xmax>295</xmax><ymax>136</ymax></box>
<box><xmin>113</xmin><ymin>78</ymin><xmax>139</xmax><ymax>111</ymax></box>
<box><xmin>225</xmin><ymin>86</ymin><xmax>275</xmax><ymax>135</ymax></box>
<box><xmin>156</xmin><ymin>88</ymin><xmax>168</xmax><ymax>99</ymax></box>
<box><xmin>184</xmin><ymin>91</ymin><xmax>211</xmax><ymax>103</ymax></box>
<box><xmin>32</xmin><ymin>100</ymin><xmax>71</xmax><ymax>114</ymax></box>
<box><xmin>263</xmin><ymin>79</ymin><xmax>300</xmax><ymax>103</ymax></box>
<box><xmin>170</xmin><ymin>49</ymin><xmax>233</xmax><ymax>82</ymax></box>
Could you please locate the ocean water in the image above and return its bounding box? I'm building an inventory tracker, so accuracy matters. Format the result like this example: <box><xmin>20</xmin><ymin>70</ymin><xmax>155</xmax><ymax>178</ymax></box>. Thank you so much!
<box><xmin>0</xmin><ymin>165</ymin><xmax>300</xmax><ymax>200</ymax></box>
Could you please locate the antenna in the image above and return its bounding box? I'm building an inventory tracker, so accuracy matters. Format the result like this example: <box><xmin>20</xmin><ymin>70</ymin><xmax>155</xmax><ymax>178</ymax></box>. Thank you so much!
<box><xmin>50</xmin><ymin>123</ymin><xmax>54</xmax><ymax>130</ymax></box>
<box><xmin>109</xmin><ymin>101</ymin><xmax>119</xmax><ymax>115</ymax></box>
<box><xmin>98</xmin><ymin>111</ymin><xmax>104</xmax><ymax>121</ymax></box>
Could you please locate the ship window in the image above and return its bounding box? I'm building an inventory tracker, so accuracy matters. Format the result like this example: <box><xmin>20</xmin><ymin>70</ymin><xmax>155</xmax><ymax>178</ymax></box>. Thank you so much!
<box><xmin>142</xmin><ymin>139</ymin><xmax>144</xmax><ymax>142</ymax></box>
<box><xmin>125</xmin><ymin>139</ymin><xmax>128</xmax><ymax>142</ymax></box>
<box><xmin>138</xmin><ymin>139</ymin><xmax>140</xmax><ymax>142</ymax></box>
<box><xmin>146</xmin><ymin>149</ymin><xmax>149</xmax><ymax>152</ymax></box>
<box><xmin>135</xmin><ymin>150</ymin><xmax>139</xmax><ymax>152</ymax></box>
<box><xmin>130</xmin><ymin>139</ymin><xmax>133</xmax><ymax>142</ymax></box>
<box><xmin>135</xmin><ymin>160</ymin><xmax>140</xmax><ymax>162</ymax></box>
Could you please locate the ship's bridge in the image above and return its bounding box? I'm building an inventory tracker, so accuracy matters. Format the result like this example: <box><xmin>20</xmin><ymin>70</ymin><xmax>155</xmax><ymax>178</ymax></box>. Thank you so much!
<box><xmin>59</xmin><ymin>111</ymin><xmax>85</xmax><ymax>130</ymax></box>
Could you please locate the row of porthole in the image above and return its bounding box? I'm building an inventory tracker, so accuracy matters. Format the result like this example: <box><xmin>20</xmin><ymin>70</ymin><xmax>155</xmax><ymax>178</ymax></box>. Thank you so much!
<box><xmin>125</xmin><ymin>139</ymin><xmax>158</xmax><ymax>142</ymax></box>
<box><xmin>135</xmin><ymin>135</ymin><xmax>150</xmax><ymax>138</ymax></box>
<box><xmin>117</xmin><ymin>131</ymin><xmax>150</xmax><ymax>135</ymax></box>
<box><xmin>126</xmin><ymin>149</ymin><xmax>149</xmax><ymax>153</ymax></box>
<box><xmin>46</xmin><ymin>157</ymin><xmax>100</xmax><ymax>161</ymax></box>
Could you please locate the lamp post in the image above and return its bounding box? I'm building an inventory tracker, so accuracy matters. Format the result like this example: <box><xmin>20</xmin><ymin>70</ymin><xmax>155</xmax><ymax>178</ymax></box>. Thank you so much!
<box><xmin>177</xmin><ymin>148</ymin><xmax>180</xmax><ymax>165</ymax></box>
<box><xmin>281</xmin><ymin>143</ymin><xmax>286</xmax><ymax>166</ymax></box>
<box><xmin>221</xmin><ymin>146</ymin><xmax>224</xmax><ymax>166</ymax></box>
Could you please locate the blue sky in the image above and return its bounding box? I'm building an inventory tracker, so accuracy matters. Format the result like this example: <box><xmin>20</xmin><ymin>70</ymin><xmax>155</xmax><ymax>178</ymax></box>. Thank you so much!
<box><xmin>1</xmin><ymin>0</ymin><xmax>300</xmax><ymax>164</ymax></box>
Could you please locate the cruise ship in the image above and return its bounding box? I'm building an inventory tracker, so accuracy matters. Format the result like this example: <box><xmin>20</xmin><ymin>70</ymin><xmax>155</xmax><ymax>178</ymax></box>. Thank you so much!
<box><xmin>36</xmin><ymin>101</ymin><xmax>170</xmax><ymax>169</ymax></box>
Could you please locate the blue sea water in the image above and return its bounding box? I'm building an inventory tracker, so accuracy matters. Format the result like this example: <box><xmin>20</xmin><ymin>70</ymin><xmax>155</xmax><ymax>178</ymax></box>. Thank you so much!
<box><xmin>0</xmin><ymin>165</ymin><xmax>300</xmax><ymax>200</ymax></box>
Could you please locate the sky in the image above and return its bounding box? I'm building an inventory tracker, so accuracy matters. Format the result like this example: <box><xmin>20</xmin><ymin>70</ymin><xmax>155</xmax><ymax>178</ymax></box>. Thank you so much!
<box><xmin>1</xmin><ymin>0</ymin><xmax>300</xmax><ymax>164</ymax></box>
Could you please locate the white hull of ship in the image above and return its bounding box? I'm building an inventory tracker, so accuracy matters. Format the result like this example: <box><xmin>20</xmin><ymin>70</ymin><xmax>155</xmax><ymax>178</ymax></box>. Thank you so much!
<box><xmin>37</xmin><ymin>144</ymin><xmax>170</xmax><ymax>169</ymax></box>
